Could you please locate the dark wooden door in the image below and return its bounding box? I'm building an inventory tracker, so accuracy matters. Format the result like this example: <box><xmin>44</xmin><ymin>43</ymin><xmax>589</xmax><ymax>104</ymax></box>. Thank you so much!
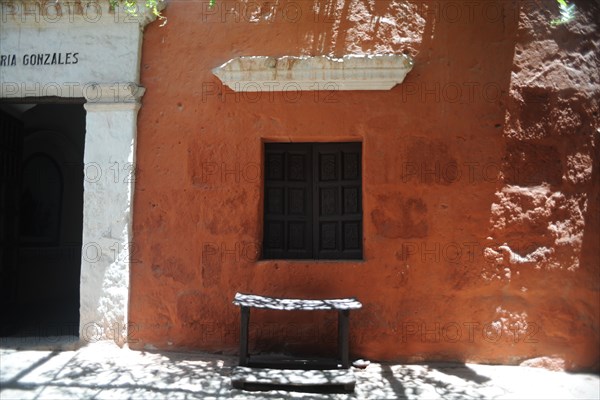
<box><xmin>0</xmin><ymin>110</ymin><xmax>23</xmax><ymax>315</ymax></box>
<box><xmin>263</xmin><ymin>142</ymin><xmax>362</xmax><ymax>260</ymax></box>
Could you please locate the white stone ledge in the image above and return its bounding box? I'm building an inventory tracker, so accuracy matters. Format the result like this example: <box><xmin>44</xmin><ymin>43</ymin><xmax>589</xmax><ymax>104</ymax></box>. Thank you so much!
<box><xmin>212</xmin><ymin>54</ymin><xmax>414</xmax><ymax>92</ymax></box>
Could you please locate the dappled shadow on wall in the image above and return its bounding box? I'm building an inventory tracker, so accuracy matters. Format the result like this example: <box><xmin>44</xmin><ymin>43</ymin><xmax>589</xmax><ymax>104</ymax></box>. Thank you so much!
<box><xmin>298</xmin><ymin>0</ymin><xmax>428</xmax><ymax>57</ymax></box>
<box><xmin>479</xmin><ymin>1</ymin><xmax>600</xmax><ymax>369</ymax></box>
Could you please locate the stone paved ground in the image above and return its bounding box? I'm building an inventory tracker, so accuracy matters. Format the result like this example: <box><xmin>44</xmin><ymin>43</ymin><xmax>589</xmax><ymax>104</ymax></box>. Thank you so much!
<box><xmin>1</xmin><ymin>339</ymin><xmax>598</xmax><ymax>399</ymax></box>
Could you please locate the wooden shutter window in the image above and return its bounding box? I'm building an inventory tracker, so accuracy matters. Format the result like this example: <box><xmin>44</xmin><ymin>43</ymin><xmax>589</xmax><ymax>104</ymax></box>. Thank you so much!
<box><xmin>263</xmin><ymin>142</ymin><xmax>362</xmax><ymax>260</ymax></box>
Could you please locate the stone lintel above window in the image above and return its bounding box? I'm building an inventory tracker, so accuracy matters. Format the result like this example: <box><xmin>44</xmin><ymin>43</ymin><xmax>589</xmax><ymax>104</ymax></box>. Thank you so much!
<box><xmin>212</xmin><ymin>54</ymin><xmax>414</xmax><ymax>92</ymax></box>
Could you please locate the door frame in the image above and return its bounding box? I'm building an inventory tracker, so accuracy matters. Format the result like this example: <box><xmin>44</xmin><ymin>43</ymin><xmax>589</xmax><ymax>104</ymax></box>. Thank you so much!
<box><xmin>0</xmin><ymin>1</ymin><xmax>157</xmax><ymax>345</ymax></box>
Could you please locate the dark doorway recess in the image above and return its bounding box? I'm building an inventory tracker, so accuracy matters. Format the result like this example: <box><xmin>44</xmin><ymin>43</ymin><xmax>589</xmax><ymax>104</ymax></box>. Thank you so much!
<box><xmin>0</xmin><ymin>103</ymin><xmax>85</xmax><ymax>338</ymax></box>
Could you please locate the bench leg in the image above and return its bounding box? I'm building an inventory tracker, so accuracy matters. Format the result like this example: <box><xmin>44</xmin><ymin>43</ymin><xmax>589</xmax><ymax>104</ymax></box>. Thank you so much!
<box><xmin>338</xmin><ymin>310</ymin><xmax>350</xmax><ymax>368</ymax></box>
<box><xmin>239</xmin><ymin>306</ymin><xmax>250</xmax><ymax>366</ymax></box>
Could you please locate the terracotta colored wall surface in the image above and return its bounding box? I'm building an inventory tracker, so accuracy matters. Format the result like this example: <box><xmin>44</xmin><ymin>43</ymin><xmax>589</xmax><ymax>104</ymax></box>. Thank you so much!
<box><xmin>131</xmin><ymin>0</ymin><xmax>599</xmax><ymax>371</ymax></box>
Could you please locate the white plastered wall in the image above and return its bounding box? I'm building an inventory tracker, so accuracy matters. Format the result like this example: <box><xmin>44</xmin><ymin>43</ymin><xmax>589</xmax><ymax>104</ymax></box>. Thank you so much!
<box><xmin>0</xmin><ymin>0</ymin><xmax>157</xmax><ymax>344</ymax></box>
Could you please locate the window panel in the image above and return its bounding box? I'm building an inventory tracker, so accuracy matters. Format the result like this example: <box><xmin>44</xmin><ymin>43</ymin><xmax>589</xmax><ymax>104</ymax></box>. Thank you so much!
<box><xmin>264</xmin><ymin>221</ymin><xmax>284</xmax><ymax>249</ymax></box>
<box><xmin>343</xmin><ymin>152</ymin><xmax>359</xmax><ymax>180</ymax></box>
<box><xmin>343</xmin><ymin>221</ymin><xmax>361</xmax><ymax>250</ymax></box>
<box><xmin>320</xmin><ymin>222</ymin><xmax>338</xmax><ymax>250</ymax></box>
<box><xmin>266</xmin><ymin>187</ymin><xmax>284</xmax><ymax>215</ymax></box>
<box><xmin>319</xmin><ymin>153</ymin><xmax>337</xmax><ymax>181</ymax></box>
<box><xmin>288</xmin><ymin>153</ymin><xmax>306</xmax><ymax>181</ymax></box>
<box><xmin>320</xmin><ymin>187</ymin><xmax>338</xmax><ymax>216</ymax></box>
<box><xmin>288</xmin><ymin>222</ymin><xmax>306</xmax><ymax>250</ymax></box>
<box><xmin>343</xmin><ymin>187</ymin><xmax>359</xmax><ymax>214</ymax></box>
<box><xmin>288</xmin><ymin>188</ymin><xmax>305</xmax><ymax>215</ymax></box>
<box><xmin>266</xmin><ymin>153</ymin><xmax>284</xmax><ymax>180</ymax></box>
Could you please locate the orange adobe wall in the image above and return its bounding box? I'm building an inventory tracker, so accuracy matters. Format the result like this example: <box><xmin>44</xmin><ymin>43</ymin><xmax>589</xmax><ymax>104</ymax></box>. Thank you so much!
<box><xmin>130</xmin><ymin>0</ymin><xmax>599</xmax><ymax>371</ymax></box>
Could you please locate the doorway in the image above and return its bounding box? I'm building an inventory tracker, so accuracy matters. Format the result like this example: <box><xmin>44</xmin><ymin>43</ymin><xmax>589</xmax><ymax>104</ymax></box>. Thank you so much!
<box><xmin>0</xmin><ymin>102</ymin><xmax>85</xmax><ymax>338</ymax></box>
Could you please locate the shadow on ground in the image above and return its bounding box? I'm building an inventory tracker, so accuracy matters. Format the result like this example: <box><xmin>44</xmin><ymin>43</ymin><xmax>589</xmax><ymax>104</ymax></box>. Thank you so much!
<box><xmin>1</xmin><ymin>342</ymin><xmax>598</xmax><ymax>399</ymax></box>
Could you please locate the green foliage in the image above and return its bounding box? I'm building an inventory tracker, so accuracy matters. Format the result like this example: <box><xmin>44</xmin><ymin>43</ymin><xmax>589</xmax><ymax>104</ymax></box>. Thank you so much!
<box><xmin>109</xmin><ymin>0</ymin><xmax>166</xmax><ymax>25</ymax></box>
<box><xmin>113</xmin><ymin>0</ymin><xmax>575</xmax><ymax>28</ymax></box>
<box><xmin>551</xmin><ymin>0</ymin><xmax>576</xmax><ymax>26</ymax></box>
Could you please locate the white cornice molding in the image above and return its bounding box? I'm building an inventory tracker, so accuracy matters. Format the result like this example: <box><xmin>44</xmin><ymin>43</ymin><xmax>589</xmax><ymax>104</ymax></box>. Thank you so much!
<box><xmin>0</xmin><ymin>0</ymin><xmax>164</xmax><ymax>27</ymax></box>
<box><xmin>212</xmin><ymin>54</ymin><xmax>414</xmax><ymax>92</ymax></box>
<box><xmin>0</xmin><ymin>82</ymin><xmax>145</xmax><ymax>102</ymax></box>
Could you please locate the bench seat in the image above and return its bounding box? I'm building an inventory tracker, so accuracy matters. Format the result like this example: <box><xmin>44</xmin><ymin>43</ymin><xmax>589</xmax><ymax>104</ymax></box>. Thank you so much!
<box><xmin>233</xmin><ymin>292</ymin><xmax>363</xmax><ymax>311</ymax></box>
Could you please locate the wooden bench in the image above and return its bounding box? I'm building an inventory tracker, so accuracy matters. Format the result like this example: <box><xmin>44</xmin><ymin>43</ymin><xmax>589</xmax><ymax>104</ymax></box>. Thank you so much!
<box><xmin>232</xmin><ymin>292</ymin><xmax>363</xmax><ymax>370</ymax></box>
